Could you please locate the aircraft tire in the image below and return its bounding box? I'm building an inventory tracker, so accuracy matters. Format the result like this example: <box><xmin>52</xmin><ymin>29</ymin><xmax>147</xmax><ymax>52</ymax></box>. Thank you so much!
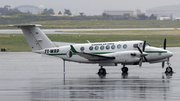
<box><xmin>98</xmin><ymin>68</ymin><xmax>106</xmax><ymax>74</ymax></box>
<box><xmin>165</xmin><ymin>67</ymin><xmax>173</xmax><ymax>73</ymax></box>
<box><xmin>122</xmin><ymin>67</ymin><xmax>128</xmax><ymax>73</ymax></box>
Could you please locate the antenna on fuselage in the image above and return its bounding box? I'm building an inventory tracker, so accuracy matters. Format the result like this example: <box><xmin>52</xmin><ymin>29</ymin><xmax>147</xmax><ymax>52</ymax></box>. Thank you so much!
<box><xmin>87</xmin><ymin>40</ymin><xmax>91</xmax><ymax>43</ymax></box>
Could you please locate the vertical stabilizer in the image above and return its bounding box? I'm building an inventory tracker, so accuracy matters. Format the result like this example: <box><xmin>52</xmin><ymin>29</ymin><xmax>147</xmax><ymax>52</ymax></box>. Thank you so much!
<box><xmin>11</xmin><ymin>25</ymin><xmax>55</xmax><ymax>51</ymax></box>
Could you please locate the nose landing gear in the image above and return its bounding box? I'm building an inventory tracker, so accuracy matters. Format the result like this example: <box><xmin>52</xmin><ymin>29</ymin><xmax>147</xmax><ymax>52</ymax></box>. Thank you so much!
<box><xmin>165</xmin><ymin>59</ymin><xmax>173</xmax><ymax>73</ymax></box>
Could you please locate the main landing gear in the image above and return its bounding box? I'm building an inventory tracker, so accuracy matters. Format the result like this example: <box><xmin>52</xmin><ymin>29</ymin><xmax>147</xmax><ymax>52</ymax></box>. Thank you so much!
<box><xmin>98</xmin><ymin>66</ymin><xmax>106</xmax><ymax>75</ymax></box>
<box><xmin>121</xmin><ymin>65</ymin><xmax>128</xmax><ymax>73</ymax></box>
<box><xmin>97</xmin><ymin>65</ymin><xmax>129</xmax><ymax>75</ymax></box>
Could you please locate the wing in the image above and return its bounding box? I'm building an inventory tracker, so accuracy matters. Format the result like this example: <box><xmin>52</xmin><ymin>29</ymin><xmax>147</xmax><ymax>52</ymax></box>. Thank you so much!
<box><xmin>70</xmin><ymin>45</ymin><xmax>115</xmax><ymax>61</ymax></box>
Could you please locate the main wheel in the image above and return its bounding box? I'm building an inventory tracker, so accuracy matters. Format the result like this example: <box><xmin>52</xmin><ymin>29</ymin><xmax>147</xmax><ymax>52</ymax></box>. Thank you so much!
<box><xmin>165</xmin><ymin>67</ymin><xmax>173</xmax><ymax>73</ymax></box>
<box><xmin>98</xmin><ymin>68</ymin><xmax>106</xmax><ymax>74</ymax></box>
<box><xmin>121</xmin><ymin>67</ymin><xmax>128</xmax><ymax>73</ymax></box>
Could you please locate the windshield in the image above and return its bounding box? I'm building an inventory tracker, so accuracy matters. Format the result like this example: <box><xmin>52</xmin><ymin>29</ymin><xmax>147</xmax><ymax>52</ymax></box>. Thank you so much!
<box><xmin>139</xmin><ymin>42</ymin><xmax>149</xmax><ymax>47</ymax></box>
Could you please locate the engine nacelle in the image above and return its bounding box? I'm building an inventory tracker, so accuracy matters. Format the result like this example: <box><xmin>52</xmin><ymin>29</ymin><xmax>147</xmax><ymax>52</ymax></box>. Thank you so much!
<box><xmin>114</xmin><ymin>51</ymin><xmax>142</xmax><ymax>63</ymax></box>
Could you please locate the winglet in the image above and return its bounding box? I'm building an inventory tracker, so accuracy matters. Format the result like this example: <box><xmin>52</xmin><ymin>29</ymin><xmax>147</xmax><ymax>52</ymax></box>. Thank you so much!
<box><xmin>70</xmin><ymin>45</ymin><xmax>78</xmax><ymax>53</ymax></box>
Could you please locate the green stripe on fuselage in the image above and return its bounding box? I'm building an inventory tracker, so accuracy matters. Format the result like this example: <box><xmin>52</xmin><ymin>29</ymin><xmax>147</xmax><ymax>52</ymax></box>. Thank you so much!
<box><xmin>46</xmin><ymin>51</ymin><xmax>167</xmax><ymax>56</ymax></box>
<box><xmin>145</xmin><ymin>51</ymin><xmax>167</xmax><ymax>53</ymax></box>
<box><xmin>91</xmin><ymin>52</ymin><xmax>113</xmax><ymax>54</ymax></box>
<box><xmin>47</xmin><ymin>53</ymin><xmax>66</xmax><ymax>56</ymax></box>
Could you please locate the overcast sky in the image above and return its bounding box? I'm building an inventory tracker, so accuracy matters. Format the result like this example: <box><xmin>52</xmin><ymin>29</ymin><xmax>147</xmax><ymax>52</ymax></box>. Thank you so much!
<box><xmin>1</xmin><ymin>0</ymin><xmax>180</xmax><ymax>15</ymax></box>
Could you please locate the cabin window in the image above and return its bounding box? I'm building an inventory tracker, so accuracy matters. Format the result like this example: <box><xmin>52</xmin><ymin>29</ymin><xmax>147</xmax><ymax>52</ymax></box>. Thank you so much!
<box><xmin>100</xmin><ymin>46</ymin><xmax>104</xmax><ymax>50</ymax></box>
<box><xmin>54</xmin><ymin>49</ymin><xmax>56</xmax><ymax>53</ymax></box>
<box><xmin>45</xmin><ymin>50</ymin><xmax>47</xmax><ymax>53</ymax></box>
<box><xmin>106</xmin><ymin>45</ymin><xmax>110</xmax><ymax>50</ymax></box>
<box><xmin>133</xmin><ymin>44</ymin><xmax>138</xmax><ymax>48</ymax></box>
<box><xmin>111</xmin><ymin>45</ymin><xmax>115</xmax><ymax>49</ymax></box>
<box><xmin>57</xmin><ymin>49</ymin><xmax>59</xmax><ymax>53</ymax></box>
<box><xmin>95</xmin><ymin>46</ymin><xmax>99</xmax><ymax>50</ymax></box>
<box><xmin>36</xmin><ymin>32</ymin><xmax>38</xmax><ymax>34</ymax></box>
<box><xmin>80</xmin><ymin>46</ymin><xmax>85</xmax><ymax>51</ymax></box>
<box><xmin>50</xmin><ymin>50</ymin><xmax>53</xmax><ymax>53</ymax></box>
<box><xmin>117</xmin><ymin>44</ymin><xmax>121</xmax><ymax>49</ymax></box>
<box><xmin>89</xmin><ymin>46</ymin><xmax>93</xmax><ymax>51</ymax></box>
<box><xmin>123</xmin><ymin>44</ymin><xmax>127</xmax><ymax>49</ymax></box>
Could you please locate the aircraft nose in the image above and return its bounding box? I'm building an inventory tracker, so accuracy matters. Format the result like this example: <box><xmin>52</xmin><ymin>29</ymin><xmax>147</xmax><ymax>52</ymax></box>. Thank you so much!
<box><xmin>167</xmin><ymin>50</ymin><xmax>173</xmax><ymax>57</ymax></box>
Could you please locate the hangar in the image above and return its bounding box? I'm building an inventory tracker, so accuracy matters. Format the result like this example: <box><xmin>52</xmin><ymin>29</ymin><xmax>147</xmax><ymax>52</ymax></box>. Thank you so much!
<box><xmin>146</xmin><ymin>4</ymin><xmax>180</xmax><ymax>17</ymax></box>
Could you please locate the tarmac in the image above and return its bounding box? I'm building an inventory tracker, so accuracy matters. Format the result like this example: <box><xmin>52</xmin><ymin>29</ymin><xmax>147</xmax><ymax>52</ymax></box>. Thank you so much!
<box><xmin>0</xmin><ymin>47</ymin><xmax>180</xmax><ymax>101</ymax></box>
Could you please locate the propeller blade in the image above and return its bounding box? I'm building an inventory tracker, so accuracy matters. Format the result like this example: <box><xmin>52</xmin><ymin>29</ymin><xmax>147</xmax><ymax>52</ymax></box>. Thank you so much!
<box><xmin>162</xmin><ymin>61</ymin><xmax>165</xmax><ymax>68</ymax></box>
<box><xmin>137</xmin><ymin>46</ymin><xmax>143</xmax><ymax>54</ymax></box>
<box><xmin>139</xmin><ymin>58</ymin><xmax>143</xmax><ymax>67</ymax></box>
<box><xmin>144</xmin><ymin>57</ymin><xmax>149</xmax><ymax>62</ymax></box>
<box><xmin>142</xmin><ymin>40</ymin><xmax>146</xmax><ymax>52</ymax></box>
<box><xmin>137</xmin><ymin>41</ymin><xmax>148</xmax><ymax>67</ymax></box>
<box><xmin>164</xmin><ymin>38</ymin><xmax>166</xmax><ymax>50</ymax></box>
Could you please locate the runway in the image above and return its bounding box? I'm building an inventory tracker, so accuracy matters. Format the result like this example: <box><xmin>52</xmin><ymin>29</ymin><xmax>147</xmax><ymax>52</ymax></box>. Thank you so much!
<box><xmin>0</xmin><ymin>28</ymin><xmax>178</xmax><ymax>34</ymax></box>
<box><xmin>0</xmin><ymin>47</ymin><xmax>180</xmax><ymax>101</ymax></box>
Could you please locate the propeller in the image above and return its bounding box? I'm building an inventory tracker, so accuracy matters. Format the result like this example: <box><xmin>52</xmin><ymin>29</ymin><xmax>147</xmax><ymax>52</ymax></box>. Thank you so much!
<box><xmin>164</xmin><ymin>38</ymin><xmax>166</xmax><ymax>50</ymax></box>
<box><xmin>162</xmin><ymin>38</ymin><xmax>166</xmax><ymax>68</ymax></box>
<box><xmin>137</xmin><ymin>40</ymin><xmax>148</xmax><ymax>67</ymax></box>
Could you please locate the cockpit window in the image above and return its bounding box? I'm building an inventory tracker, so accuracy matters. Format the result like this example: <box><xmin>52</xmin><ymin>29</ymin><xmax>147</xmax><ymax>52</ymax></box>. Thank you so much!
<box><xmin>139</xmin><ymin>42</ymin><xmax>149</xmax><ymax>47</ymax></box>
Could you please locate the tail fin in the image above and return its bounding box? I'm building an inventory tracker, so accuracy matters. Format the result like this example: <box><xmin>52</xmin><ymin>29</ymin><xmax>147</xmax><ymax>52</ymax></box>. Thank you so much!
<box><xmin>10</xmin><ymin>25</ymin><xmax>56</xmax><ymax>51</ymax></box>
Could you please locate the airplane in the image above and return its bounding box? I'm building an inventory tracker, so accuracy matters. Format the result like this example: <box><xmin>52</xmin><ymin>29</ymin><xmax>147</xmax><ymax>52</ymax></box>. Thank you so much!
<box><xmin>9</xmin><ymin>24</ymin><xmax>173</xmax><ymax>74</ymax></box>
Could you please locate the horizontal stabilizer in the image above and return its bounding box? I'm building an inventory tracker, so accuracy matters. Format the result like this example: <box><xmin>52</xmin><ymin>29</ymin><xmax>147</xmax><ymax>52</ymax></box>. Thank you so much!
<box><xmin>8</xmin><ymin>24</ymin><xmax>42</xmax><ymax>28</ymax></box>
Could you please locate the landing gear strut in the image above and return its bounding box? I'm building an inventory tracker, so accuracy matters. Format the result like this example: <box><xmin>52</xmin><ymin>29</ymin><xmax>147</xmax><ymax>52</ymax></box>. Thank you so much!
<box><xmin>121</xmin><ymin>65</ymin><xmax>128</xmax><ymax>73</ymax></box>
<box><xmin>98</xmin><ymin>66</ymin><xmax>106</xmax><ymax>75</ymax></box>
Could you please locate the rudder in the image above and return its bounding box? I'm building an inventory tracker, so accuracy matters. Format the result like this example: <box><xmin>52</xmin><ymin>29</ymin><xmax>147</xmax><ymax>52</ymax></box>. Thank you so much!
<box><xmin>11</xmin><ymin>25</ymin><xmax>56</xmax><ymax>51</ymax></box>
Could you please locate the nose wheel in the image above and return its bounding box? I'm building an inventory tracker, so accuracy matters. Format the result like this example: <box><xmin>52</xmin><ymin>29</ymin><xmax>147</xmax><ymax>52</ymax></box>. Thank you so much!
<box><xmin>165</xmin><ymin>67</ymin><xmax>173</xmax><ymax>73</ymax></box>
<box><xmin>98</xmin><ymin>66</ymin><xmax>106</xmax><ymax>75</ymax></box>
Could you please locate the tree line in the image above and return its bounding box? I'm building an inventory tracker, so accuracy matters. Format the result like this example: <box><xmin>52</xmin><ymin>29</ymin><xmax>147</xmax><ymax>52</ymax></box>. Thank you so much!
<box><xmin>0</xmin><ymin>5</ymin><xmax>73</xmax><ymax>16</ymax></box>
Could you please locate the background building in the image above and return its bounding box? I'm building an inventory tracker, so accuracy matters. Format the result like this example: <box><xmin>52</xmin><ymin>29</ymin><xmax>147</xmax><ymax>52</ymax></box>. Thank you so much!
<box><xmin>146</xmin><ymin>4</ymin><xmax>180</xmax><ymax>17</ymax></box>
<box><xmin>14</xmin><ymin>5</ymin><xmax>39</xmax><ymax>14</ymax></box>
<box><xmin>103</xmin><ymin>10</ymin><xmax>133</xmax><ymax>18</ymax></box>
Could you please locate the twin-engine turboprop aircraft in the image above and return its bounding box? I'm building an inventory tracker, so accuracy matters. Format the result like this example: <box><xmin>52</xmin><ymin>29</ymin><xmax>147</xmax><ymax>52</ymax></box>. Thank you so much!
<box><xmin>10</xmin><ymin>25</ymin><xmax>173</xmax><ymax>74</ymax></box>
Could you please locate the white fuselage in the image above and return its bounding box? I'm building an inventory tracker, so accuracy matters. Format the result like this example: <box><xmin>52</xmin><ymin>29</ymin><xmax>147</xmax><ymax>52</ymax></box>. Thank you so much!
<box><xmin>41</xmin><ymin>40</ymin><xmax>173</xmax><ymax>66</ymax></box>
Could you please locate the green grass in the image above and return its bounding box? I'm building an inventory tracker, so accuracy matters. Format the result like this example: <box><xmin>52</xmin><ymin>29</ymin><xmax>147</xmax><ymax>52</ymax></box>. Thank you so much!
<box><xmin>2</xmin><ymin>20</ymin><xmax>180</xmax><ymax>29</ymax></box>
<box><xmin>0</xmin><ymin>32</ymin><xmax>180</xmax><ymax>52</ymax></box>
<box><xmin>22</xmin><ymin>20</ymin><xmax>180</xmax><ymax>28</ymax></box>
<box><xmin>60</xmin><ymin>30</ymin><xmax>180</xmax><ymax>35</ymax></box>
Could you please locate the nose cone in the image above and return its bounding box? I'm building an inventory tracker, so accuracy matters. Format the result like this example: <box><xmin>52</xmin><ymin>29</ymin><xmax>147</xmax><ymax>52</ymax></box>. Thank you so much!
<box><xmin>167</xmin><ymin>50</ymin><xmax>173</xmax><ymax>58</ymax></box>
